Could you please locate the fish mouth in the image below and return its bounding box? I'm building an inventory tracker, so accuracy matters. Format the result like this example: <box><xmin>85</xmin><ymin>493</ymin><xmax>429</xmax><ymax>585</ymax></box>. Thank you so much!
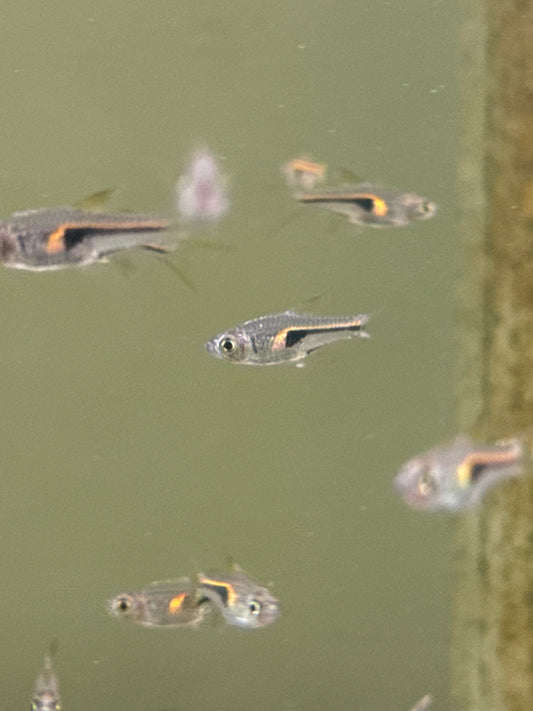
<box><xmin>204</xmin><ymin>338</ymin><xmax>221</xmax><ymax>358</ymax></box>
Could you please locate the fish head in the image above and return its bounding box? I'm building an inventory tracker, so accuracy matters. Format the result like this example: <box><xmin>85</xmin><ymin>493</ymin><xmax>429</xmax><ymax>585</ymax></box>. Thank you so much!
<box><xmin>403</xmin><ymin>194</ymin><xmax>438</xmax><ymax>221</ymax></box>
<box><xmin>205</xmin><ymin>328</ymin><xmax>254</xmax><ymax>363</ymax></box>
<box><xmin>107</xmin><ymin>591</ymin><xmax>146</xmax><ymax>622</ymax></box>
<box><xmin>227</xmin><ymin>586</ymin><xmax>281</xmax><ymax>629</ymax></box>
<box><xmin>394</xmin><ymin>437</ymin><xmax>475</xmax><ymax>511</ymax></box>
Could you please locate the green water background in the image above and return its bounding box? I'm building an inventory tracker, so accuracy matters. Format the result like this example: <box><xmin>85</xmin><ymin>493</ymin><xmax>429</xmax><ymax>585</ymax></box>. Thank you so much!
<box><xmin>0</xmin><ymin>2</ymin><xmax>457</xmax><ymax>709</ymax></box>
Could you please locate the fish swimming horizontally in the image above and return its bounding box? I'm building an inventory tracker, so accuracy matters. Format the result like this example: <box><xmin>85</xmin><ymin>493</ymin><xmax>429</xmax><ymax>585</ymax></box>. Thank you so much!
<box><xmin>107</xmin><ymin>577</ymin><xmax>215</xmax><ymax>628</ymax></box>
<box><xmin>197</xmin><ymin>564</ymin><xmax>280</xmax><ymax>629</ymax></box>
<box><xmin>393</xmin><ymin>434</ymin><xmax>530</xmax><ymax>512</ymax></box>
<box><xmin>205</xmin><ymin>310</ymin><xmax>369</xmax><ymax>365</ymax></box>
<box><xmin>0</xmin><ymin>206</ymin><xmax>184</xmax><ymax>271</ymax></box>
<box><xmin>293</xmin><ymin>182</ymin><xmax>437</xmax><ymax>227</ymax></box>
<box><xmin>31</xmin><ymin>654</ymin><xmax>61</xmax><ymax>711</ymax></box>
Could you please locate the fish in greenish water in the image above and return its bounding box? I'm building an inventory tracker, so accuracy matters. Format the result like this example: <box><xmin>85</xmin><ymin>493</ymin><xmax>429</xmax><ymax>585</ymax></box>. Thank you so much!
<box><xmin>408</xmin><ymin>695</ymin><xmax>433</xmax><ymax>711</ymax></box>
<box><xmin>175</xmin><ymin>146</ymin><xmax>229</xmax><ymax>225</ymax></box>
<box><xmin>293</xmin><ymin>183</ymin><xmax>437</xmax><ymax>227</ymax></box>
<box><xmin>205</xmin><ymin>310</ymin><xmax>369</xmax><ymax>365</ymax></box>
<box><xmin>394</xmin><ymin>434</ymin><xmax>530</xmax><ymax>511</ymax></box>
<box><xmin>0</xmin><ymin>206</ymin><xmax>185</xmax><ymax>271</ymax></box>
<box><xmin>197</xmin><ymin>564</ymin><xmax>280</xmax><ymax>629</ymax></box>
<box><xmin>32</xmin><ymin>654</ymin><xmax>61</xmax><ymax>711</ymax></box>
<box><xmin>282</xmin><ymin>157</ymin><xmax>327</xmax><ymax>190</ymax></box>
<box><xmin>107</xmin><ymin>577</ymin><xmax>215</xmax><ymax>628</ymax></box>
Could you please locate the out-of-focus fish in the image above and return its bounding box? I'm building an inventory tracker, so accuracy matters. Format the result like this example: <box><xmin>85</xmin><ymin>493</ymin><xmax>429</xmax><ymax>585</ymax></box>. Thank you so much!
<box><xmin>107</xmin><ymin>577</ymin><xmax>215</xmax><ymax>628</ymax></box>
<box><xmin>293</xmin><ymin>182</ymin><xmax>437</xmax><ymax>227</ymax></box>
<box><xmin>205</xmin><ymin>310</ymin><xmax>369</xmax><ymax>365</ymax></box>
<box><xmin>408</xmin><ymin>694</ymin><xmax>433</xmax><ymax>711</ymax></box>
<box><xmin>31</xmin><ymin>654</ymin><xmax>61</xmax><ymax>711</ymax></box>
<box><xmin>175</xmin><ymin>146</ymin><xmax>229</xmax><ymax>224</ymax></box>
<box><xmin>0</xmin><ymin>206</ymin><xmax>183</xmax><ymax>272</ymax></box>
<box><xmin>197</xmin><ymin>564</ymin><xmax>280</xmax><ymax>629</ymax></box>
<box><xmin>394</xmin><ymin>434</ymin><xmax>529</xmax><ymax>512</ymax></box>
<box><xmin>282</xmin><ymin>157</ymin><xmax>327</xmax><ymax>191</ymax></box>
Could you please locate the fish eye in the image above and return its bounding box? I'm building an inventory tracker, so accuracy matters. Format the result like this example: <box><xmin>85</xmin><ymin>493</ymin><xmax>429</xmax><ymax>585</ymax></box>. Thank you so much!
<box><xmin>248</xmin><ymin>600</ymin><xmax>262</xmax><ymax>615</ymax></box>
<box><xmin>219</xmin><ymin>336</ymin><xmax>238</xmax><ymax>354</ymax></box>
<box><xmin>116</xmin><ymin>595</ymin><xmax>133</xmax><ymax>613</ymax></box>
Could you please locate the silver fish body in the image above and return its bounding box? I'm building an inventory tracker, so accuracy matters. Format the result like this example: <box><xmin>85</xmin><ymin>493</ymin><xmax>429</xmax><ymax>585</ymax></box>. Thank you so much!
<box><xmin>394</xmin><ymin>435</ymin><xmax>526</xmax><ymax>512</ymax></box>
<box><xmin>294</xmin><ymin>182</ymin><xmax>437</xmax><ymax>227</ymax></box>
<box><xmin>197</xmin><ymin>565</ymin><xmax>280</xmax><ymax>629</ymax></box>
<box><xmin>0</xmin><ymin>207</ymin><xmax>181</xmax><ymax>271</ymax></box>
<box><xmin>32</xmin><ymin>655</ymin><xmax>61</xmax><ymax>711</ymax></box>
<box><xmin>206</xmin><ymin>310</ymin><xmax>369</xmax><ymax>365</ymax></box>
<box><xmin>107</xmin><ymin>577</ymin><xmax>215</xmax><ymax>628</ymax></box>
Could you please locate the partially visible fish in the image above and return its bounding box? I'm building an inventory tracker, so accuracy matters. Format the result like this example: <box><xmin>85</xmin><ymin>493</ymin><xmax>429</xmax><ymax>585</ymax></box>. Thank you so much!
<box><xmin>294</xmin><ymin>182</ymin><xmax>437</xmax><ymax>227</ymax></box>
<box><xmin>175</xmin><ymin>146</ymin><xmax>229</xmax><ymax>224</ymax></box>
<box><xmin>408</xmin><ymin>695</ymin><xmax>433</xmax><ymax>711</ymax></box>
<box><xmin>0</xmin><ymin>206</ymin><xmax>182</xmax><ymax>272</ymax></box>
<box><xmin>205</xmin><ymin>310</ymin><xmax>369</xmax><ymax>365</ymax></box>
<box><xmin>197</xmin><ymin>564</ymin><xmax>280</xmax><ymax>629</ymax></box>
<box><xmin>32</xmin><ymin>654</ymin><xmax>61</xmax><ymax>711</ymax></box>
<box><xmin>107</xmin><ymin>577</ymin><xmax>215</xmax><ymax>628</ymax></box>
<box><xmin>394</xmin><ymin>435</ymin><xmax>528</xmax><ymax>512</ymax></box>
<box><xmin>282</xmin><ymin>157</ymin><xmax>327</xmax><ymax>191</ymax></box>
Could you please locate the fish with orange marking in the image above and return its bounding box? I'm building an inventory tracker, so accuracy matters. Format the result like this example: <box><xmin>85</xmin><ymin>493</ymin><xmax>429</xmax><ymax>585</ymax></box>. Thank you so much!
<box><xmin>0</xmin><ymin>205</ymin><xmax>186</xmax><ymax>271</ymax></box>
<box><xmin>197</xmin><ymin>564</ymin><xmax>280</xmax><ymax>629</ymax></box>
<box><xmin>394</xmin><ymin>434</ymin><xmax>532</xmax><ymax>512</ymax></box>
<box><xmin>205</xmin><ymin>309</ymin><xmax>369</xmax><ymax>365</ymax></box>
<box><xmin>106</xmin><ymin>577</ymin><xmax>215</xmax><ymax>628</ymax></box>
<box><xmin>293</xmin><ymin>182</ymin><xmax>437</xmax><ymax>227</ymax></box>
<box><xmin>282</xmin><ymin>157</ymin><xmax>327</xmax><ymax>190</ymax></box>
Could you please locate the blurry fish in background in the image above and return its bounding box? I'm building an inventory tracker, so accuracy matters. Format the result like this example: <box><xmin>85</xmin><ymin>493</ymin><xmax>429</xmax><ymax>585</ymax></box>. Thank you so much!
<box><xmin>393</xmin><ymin>434</ymin><xmax>531</xmax><ymax>512</ymax></box>
<box><xmin>293</xmin><ymin>183</ymin><xmax>437</xmax><ymax>227</ymax></box>
<box><xmin>175</xmin><ymin>146</ymin><xmax>230</xmax><ymax>225</ymax></box>
<box><xmin>197</xmin><ymin>563</ymin><xmax>280</xmax><ymax>629</ymax></box>
<box><xmin>205</xmin><ymin>309</ymin><xmax>369</xmax><ymax>365</ymax></box>
<box><xmin>282</xmin><ymin>157</ymin><xmax>327</xmax><ymax>191</ymax></box>
<box><xmin>107</xmin><ymin>577</ymin><xmax>215</xmax><ymax>628</ymax></box>
<box><xmin>31</xmin><ymin>649</ymin><xmax>61</xmax><ymax>711</ymax></box>
<box><xmin>408</xmin><ymin>694</ymin><xmax>433</xmax><ymax>711</ymax></box>
<box><xmin>0</xmin><ymin>196</ymin><xmax>186</xmax><ymax>272</ymax></box>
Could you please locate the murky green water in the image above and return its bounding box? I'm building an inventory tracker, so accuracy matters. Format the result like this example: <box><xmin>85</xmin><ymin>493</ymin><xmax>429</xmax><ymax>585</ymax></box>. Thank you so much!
<box><xmin>0</xmin><ymin>2</ymin><xmax>458</xmax><ymax>709</ymax></box>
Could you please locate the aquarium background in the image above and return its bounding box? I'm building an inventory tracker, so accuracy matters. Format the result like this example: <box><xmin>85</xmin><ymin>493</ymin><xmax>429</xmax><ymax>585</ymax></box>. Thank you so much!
<box><xmin>0</xmin><ymin>2</ymin><xmax>457</xmax><ymax>709</ymax></box>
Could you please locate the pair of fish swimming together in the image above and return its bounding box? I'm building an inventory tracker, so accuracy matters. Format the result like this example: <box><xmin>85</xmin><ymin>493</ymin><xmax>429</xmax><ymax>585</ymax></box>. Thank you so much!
<box><xmin>0</xmin><ymin>154</ymin><xmax>435</xmax><ymax>272</ymax></box>
<box><xmin>107</xmin><ymin>563</ymin><xmax>280</xmax><ymax>630</ymax></box>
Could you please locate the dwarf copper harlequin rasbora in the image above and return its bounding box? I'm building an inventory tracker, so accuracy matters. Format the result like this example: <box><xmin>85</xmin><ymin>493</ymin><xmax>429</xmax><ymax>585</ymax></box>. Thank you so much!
<box><xmin>393</xmin><ymin>434</ymin><xmax>530</xmax><ymax>512</ymax></box>
<box><xmin>107</xmin><ymin>577</ymin><xmax>215</xmax><ymax>628</ymax></box>
<box><xmin>206</xmin><ymin>309</ymin><xmax>369</xmax><ymax>365</ymax></box>
<box><xmin>0</xmin><ymin>205</ymin><xmax>184</xmax><ymax>272</ymax></box>
<box><xmin>197</xmin><ymin>564</ymin><xmax>280</xmax><ymax>629</ymax></box>
<box><xmin>293</xmin><ymin>182</ymin><xmax>437</xmax><ymax>227</ymax></box>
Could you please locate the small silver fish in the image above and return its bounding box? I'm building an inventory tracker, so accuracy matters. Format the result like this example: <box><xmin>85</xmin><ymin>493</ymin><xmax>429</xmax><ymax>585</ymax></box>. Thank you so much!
<box><xmin>294</xmin><ymin>182</ymin><xmax>437</xmax><ymax>227</ymax></box>
<box><xmin>31</xmin><ymin>654</ymin><xmax>61</xmax><ymax>711</ymax></box>
<box><xmin>0</xmin><ymin>206</ymin><xmax>182</xmax><ymax>272</ymax></box>
<box><xmin>205</xmin><ymin>310</ymin><xmax>369</xmax><ymax>365</ymax></box>
<box><xmin>107</xmin><ymin>577</ymin><xmax>215</xmax><ymax>628</ymax></box>
<box><xmin>197</xmin><ymin>564</ymin><xmax>280</xmax><ymax>629</ymax></box>
<box><xmin>175</xmin><ymin>146</ymin><xmax>229</xmax><ymax>224</ymax></box>
<box><xmin>394</xmin><ymin>435</ymin><xmax>528</xmax><ymax>512</ymax></box>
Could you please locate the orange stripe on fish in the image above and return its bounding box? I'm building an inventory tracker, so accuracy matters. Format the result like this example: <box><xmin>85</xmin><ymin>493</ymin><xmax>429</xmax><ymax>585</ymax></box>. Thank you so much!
<box><xmin>168</xmin><ymin>592</ymin><xmax>188</xmax><ymax>614</ymax></box>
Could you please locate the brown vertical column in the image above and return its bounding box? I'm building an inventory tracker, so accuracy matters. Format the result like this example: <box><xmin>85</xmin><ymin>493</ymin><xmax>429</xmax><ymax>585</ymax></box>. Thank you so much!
<box><xmin>453</xmin><ymin>2</ymin><xmax>533</xmax><ymax>710</ymax></box>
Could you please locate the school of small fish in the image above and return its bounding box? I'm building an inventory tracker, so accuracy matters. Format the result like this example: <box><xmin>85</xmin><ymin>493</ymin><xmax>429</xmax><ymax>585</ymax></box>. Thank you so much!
<box><xmin>14</xmin><ymin>143</ymin><xmax>521</xmax><ymax>710</ymax></box>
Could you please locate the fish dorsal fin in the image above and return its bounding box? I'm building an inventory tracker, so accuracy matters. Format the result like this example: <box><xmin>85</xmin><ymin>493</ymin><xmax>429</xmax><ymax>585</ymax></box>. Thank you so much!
<box><xmin>74</xmin><ymin>188</ymin><xmax>115</xmax><ymax>211</ymax></box>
